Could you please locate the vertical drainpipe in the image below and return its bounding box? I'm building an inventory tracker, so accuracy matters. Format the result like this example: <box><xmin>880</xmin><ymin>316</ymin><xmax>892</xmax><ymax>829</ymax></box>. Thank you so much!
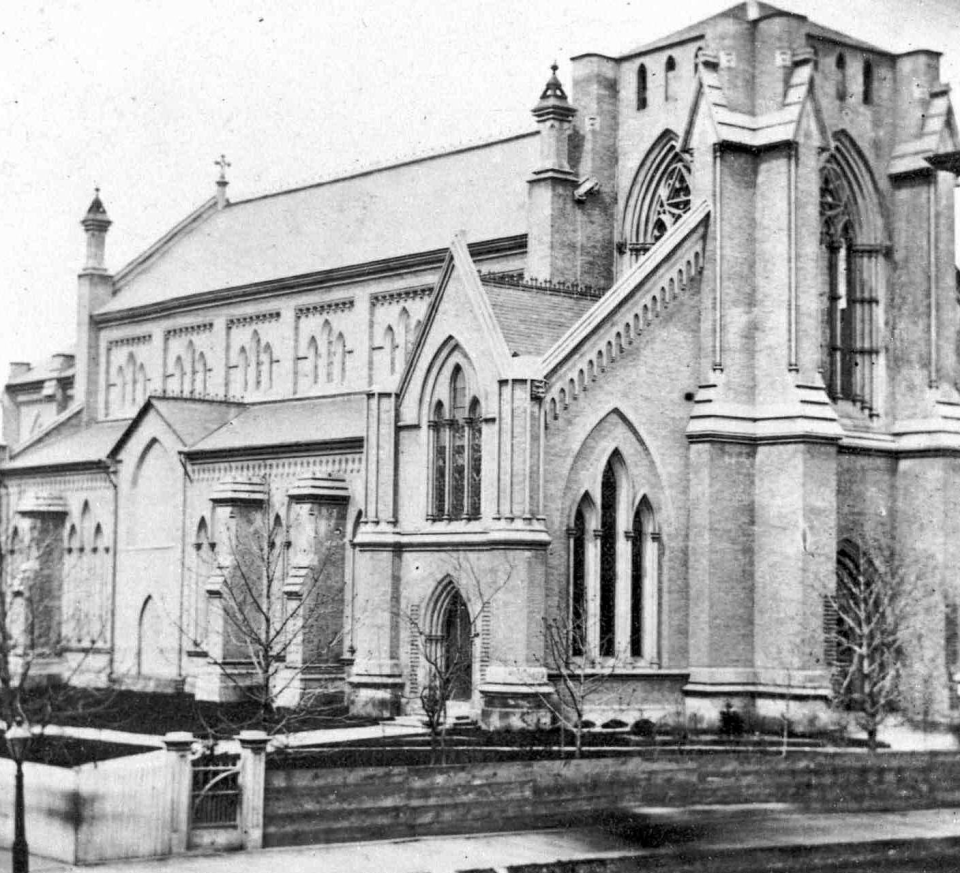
<box><xmin>105</xmin><ymin>460</ymin><xmax>120</xmax><ymax>680</ymax></box>
<box><xmin>177</xmin><ymin>453</ymin><xmax>193</xmax><ymax>682</ymax></box>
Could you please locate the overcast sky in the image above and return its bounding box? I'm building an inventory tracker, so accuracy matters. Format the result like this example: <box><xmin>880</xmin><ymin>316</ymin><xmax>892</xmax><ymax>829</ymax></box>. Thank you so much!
<box><xmin>1</xmin><ymin>0</ymin><xmax>958</xmax><ymax>392</ymax></box>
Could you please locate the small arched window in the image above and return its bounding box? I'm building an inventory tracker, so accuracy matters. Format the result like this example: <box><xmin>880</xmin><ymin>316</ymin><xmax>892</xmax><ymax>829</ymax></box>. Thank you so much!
<box><xmin>186</xmin><ymin>340</ymin><xmax>196</xmax><ymax>393</ymax></box>
<box><xmin>862</xmin><ymin>56</ymin><xmax>873</xmax><ymax>105</ymax></box>
<box><xmin>262</xmin><ymin>342</ymin><xmax>274</xmax><ymax>389</ymax></box>
<box><xmin>664</xmin><ymin>55</ymin><xmax>677</xmax><ymax>101</ymax></box>
<box><xmin>252</xmin><ymin>330</ymin><xmax>263</xmax><ymax>390</ymax></box>
<box><xmin>385</xmin><ymin>326</ymin><xmax>397</xmax><ymax>375</ymax></box>
<box><xmin>173</xmin><ymin>356</ymin><xmax>185</xmax><ymax>396</ymax></box>
<box><xmin>468</xmin><ymin>398</ymin><xmax>483</xmax><ymax>518</ymax></box>
<box><xmin>307</xmin><ymin>336</ymin><xmax>320</xmax><ymax>385</ymax></box>
<box><xmin>836</xmin><ymin>52</ymin><xmax>847</xmax><ymax>101</ymax></box>
<box><xmin>432</xmin><ymin>400</ymin><xmax>447</xmax><ymax>518</ymax></box>
<box><xmin>637</xmin><ymin>64</ymin><xmax>648</xmax><ymax>110</ymax></box>
<box><xmin>336</xmin><ymin>332</ymin><xmax>346</xmax><ymax>383</ymax></box>
<box><xmin>237</xmin><ymin>346</ymin><xmax>249</xmax><ymax>394</ymax></box>
<box><xmin>196</xmin><ymin>352</ymin><xmax>208</xmax><ymax>396</ymax></box>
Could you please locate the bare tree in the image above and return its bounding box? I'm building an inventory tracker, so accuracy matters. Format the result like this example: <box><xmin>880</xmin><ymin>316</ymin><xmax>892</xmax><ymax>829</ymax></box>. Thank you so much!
<box><xmin>0</xmin><ymin>513</ymin><xmax>115</xmax><ymax>732</ymax></box>
<box><xmin>186</xmin><ymin>485</ymin><xmax>348</xmax><ymax>735</ymax></box>
<box><xmin>537</xmin><ymin>613</ymin><xmax>625</xmax><ymax>758</ymax></box>
<box><xmin>827</xmin><ymin>540</ymin><xmax>941</xmax><ymax>751</ymax></box>
<box><xmin>401</xmin><ymin>553</ymin><xmax>511</xmax><ymax>764</ymax></box>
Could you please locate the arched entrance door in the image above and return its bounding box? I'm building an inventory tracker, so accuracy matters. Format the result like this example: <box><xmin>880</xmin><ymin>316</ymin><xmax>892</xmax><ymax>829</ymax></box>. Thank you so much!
<box><xmin>442</xmin><ymin>589</ymin><xmax>472</xmax><ymax>702</ymax></box>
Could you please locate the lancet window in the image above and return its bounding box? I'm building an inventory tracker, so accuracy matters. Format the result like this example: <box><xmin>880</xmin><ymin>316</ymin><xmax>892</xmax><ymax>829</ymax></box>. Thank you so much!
<box><xmin>428</xmin><ymin>364</ymin><xmax>483</xmax><ymax>520</ymax></box>
<box><xmin>819</xmin><ymin>140</ymin><xmax>883</xmax><ymax>414</ymax></box>
<box><xmin>569</xmin><ymin>456</ymin><xmax>659</xmax><ymax>663</ymax></box>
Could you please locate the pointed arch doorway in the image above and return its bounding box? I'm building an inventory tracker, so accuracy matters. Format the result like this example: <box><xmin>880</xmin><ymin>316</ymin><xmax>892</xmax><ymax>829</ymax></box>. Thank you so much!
<box><xmin>423</xmin><ymin>580</ymin><xmax>475</xmax><ymax>715</ymax></box>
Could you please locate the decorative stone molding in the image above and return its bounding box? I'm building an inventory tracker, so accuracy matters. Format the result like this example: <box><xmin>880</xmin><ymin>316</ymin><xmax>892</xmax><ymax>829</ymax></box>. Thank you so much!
<box><xmin>370</xmin><ymin>286</ymin><xmax>433</xmax><ymax>308</ymax></box>
<box><xmin>164</xmin><ymin>322</ymin><xmax>214</xmax><ymax>339</ymax></box>
<box><xmin>226</xmin><ymin>311</ymin><xmax>281</xmax><ymax>329</ymax></box>
<box><xmin>106</xmin><ymin>334</ymin><xmax>152</xmax><ymax>350</ymax></box>
<box><xmin>210</xmin><ymin>476</ymin><xmax>268</xmax><ymax>504</ymax></box>
<box><xmin>17</xmin><ymin>492</ymin><xmax>69</xmax><ymax>515</ymax></box>
<box><xmin>287</xmin><ymin>474</ymin><xmax>351</xmax><ymax>504</ymax></box>
<box><xmin>295</xmin><ymin>298</ymin><xmax>354</xmax><ymax>319</ymax></box>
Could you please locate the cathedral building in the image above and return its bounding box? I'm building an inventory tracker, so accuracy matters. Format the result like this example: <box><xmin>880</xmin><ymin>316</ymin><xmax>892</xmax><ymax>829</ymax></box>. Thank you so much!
<box><xmin>4</xmin><ymin>2</ymin><xmax>960</xmax><ymax>727</ymax></box>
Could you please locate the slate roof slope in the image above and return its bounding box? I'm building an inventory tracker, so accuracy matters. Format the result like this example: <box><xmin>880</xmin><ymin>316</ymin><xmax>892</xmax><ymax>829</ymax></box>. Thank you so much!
<box><xmin>619</xmin><ymin>2</ymin><xmax>889</xmax><ymax>59</ymax></box>
<box><xmin>482</xmin><ymin>282</ymin><xmax>598</xmax><ymax>357</ymax></box>
<box><xmin>101</xmin><ymin>133</ymin><xmax>538</xmax><ymax>315</ymax></box>
<box><xmin>4</xmin><ymin>419</ymin><xmax>128</xmax><ymax>470</ymax></box>
<box><xmin>149</xmin><ymin>397</ymin><xmax>247</xmax><ymax>447</ymax></box>
<box><xmin>186</xmin><ymin>394</ymin><xmax>365</xmax><ymax>454</ymax></box>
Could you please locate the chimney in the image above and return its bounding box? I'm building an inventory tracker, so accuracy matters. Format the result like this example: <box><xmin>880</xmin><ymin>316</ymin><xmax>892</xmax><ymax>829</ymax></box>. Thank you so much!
<box><xmin>77</xmin><ymin>189</ymin><xmax>114</xmax><ymax>420</ymax></box>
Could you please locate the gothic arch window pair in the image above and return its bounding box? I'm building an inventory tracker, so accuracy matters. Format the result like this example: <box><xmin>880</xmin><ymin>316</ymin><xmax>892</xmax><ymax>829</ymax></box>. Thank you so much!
<box><xmin>622</xmin><ymin>134</ymin><xmax>691</xmax><ymax>262</ymax></box>
<box><xmin>305</xmin><ymin>320</ymin><xmax>347</xmax><ymax>388</ymax></box>
<box><xmin>63</xmin><ymin>501</ymin><xmax>108</xmax><ymax>646</ymax></box>
<box><xmin>383</xmin><ymin>308</ymin><xmax>420</xmax><ymax>377</ymax></box>
<box><xmin>236</xmin><ymin>330</ymin><xmax>275</xmax><ymax>395</ymax></box>
<box><xmin>635</xmin><ymin>56</ymin><xmax>677</xmax><ymax>110</ymax></box>
<box><xmin>834</xmin><ymin>53</ymin><xmax>873</xmax><ymax>104</ymax></box>
<box><xmin>819</xmin><ymin>135</ymin><xmax>885</xmax><ymax>414</ymax></box>
<box><xmin>170</xmin><ymin>341</ymin><xmax>208</xmax><ymax>397</ymax></box>
<box><xmin>569</xmin><ymin>453</ymin><xmax>659</xmax><ymax>662</ymax></box>
<box><xmin>428</xmin><ymin>364</ymin><xmax>483</xmax><ymax>520</ymax></box>
<box><xmin>115</xmin><ymin>352</ymin><xmax>148</xmax><ymax>413</ymax></box>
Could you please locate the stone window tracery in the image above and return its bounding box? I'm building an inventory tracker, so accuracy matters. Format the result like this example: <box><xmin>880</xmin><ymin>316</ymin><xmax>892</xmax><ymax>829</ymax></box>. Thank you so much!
<box><xmin>428</xmin><ymin>363</ymin><xmax>483</xmax><ymax>521</ymax></box>
<box><xmin>569</xmin><ymin>457</ymin><xmax>659</xmax><ymax>664</ymax></box>
<box><xmin>819</xmin><ymin>141</ymin><xmax>883</xmax><ymax>414</ymax></box>
<box><xmin>623</xmin><ymin>137</ymin><xmax>692</xmax><ymax>263</ymax></box>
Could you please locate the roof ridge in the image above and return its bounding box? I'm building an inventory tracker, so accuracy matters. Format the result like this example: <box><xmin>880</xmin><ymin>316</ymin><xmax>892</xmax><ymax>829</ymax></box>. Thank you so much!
<box><xmin>229</xmin><ymin>131</ymin><xmax>535</xmax><ymax>208</ymax></box>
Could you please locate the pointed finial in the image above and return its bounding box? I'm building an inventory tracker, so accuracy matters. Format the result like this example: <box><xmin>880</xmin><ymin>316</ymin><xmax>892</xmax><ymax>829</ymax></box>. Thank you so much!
<box><xmin>538</xmin><ymin>61</ymin><xmax>569</xmax><ymax>102</ymax></box>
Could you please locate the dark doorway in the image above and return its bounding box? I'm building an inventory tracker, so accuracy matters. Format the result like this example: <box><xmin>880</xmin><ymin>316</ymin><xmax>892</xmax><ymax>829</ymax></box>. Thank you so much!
<box><xmin>442</xmin><ymin>589</ymin><xmax>472</xmax><ymax>701</ymax></box>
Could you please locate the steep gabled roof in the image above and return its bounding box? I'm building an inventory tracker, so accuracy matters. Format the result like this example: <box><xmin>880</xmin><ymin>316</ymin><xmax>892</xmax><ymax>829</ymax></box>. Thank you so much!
<box><xmin>482</xmin><ymin>282</ymin><xmax>597</xmax><ymax>357</ymax></box>
<box><xmin>99</xmin><ymin>133</ymin><xmax>538</xmax><ymax>317</ymax></box>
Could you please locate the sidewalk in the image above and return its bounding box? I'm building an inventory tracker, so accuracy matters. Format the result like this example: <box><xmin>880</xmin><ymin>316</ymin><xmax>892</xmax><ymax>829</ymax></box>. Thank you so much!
<box><xmin>5</xmin><ymin>807</ymin><xmax>960</xmax><ymax>873</ymax></box>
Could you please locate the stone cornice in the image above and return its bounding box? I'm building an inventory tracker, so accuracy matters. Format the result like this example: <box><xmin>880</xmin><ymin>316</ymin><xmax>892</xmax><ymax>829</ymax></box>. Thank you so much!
<box><xmin>181</xmin><ymin>436</ymin><xmax>363</xmax><ymax>464</ymax></box>
<box><xmin>106</xmin><ymin>334</ymin><xmax>152</xmax><ymax>350</ymax></box>
<box><xmin>370</xmin><ymin>285</ymin><xmax>433</xmax><ymax>308</ymax></box>
<box><xmin>164</xmin><ymin>322</ymin><xmax>214</xmax><ymax>339</ymax></box>
<box><xmin>295</xmin><ymin>298</ymin><xmax>354</xmax><ymax>320</ymax></box>
<box><xmin>93</xmin><ymin>234</ymin><xmax>526</xmax><ymax>326</ymax></box>
<box><xmin>226</xmin><ymin>311</ymin><xmax>281</xmax><ymax>329</ymax></box>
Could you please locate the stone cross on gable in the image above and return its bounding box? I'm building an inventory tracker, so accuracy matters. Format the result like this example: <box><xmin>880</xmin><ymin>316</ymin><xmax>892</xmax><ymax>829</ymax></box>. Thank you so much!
<box><xmin>215</xmin><ymin>154</ymin><xmax>231</xmax><ymax>182</ymax></box>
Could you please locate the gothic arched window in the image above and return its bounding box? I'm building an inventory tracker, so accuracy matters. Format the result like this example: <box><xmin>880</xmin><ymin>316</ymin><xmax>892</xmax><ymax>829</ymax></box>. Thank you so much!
<box><xmin>196</xmin><ymin>352</ymin><xmax>208</xmax><ymax>395</ymax></box>
<box><xmin>836</xmin><ymin>52</ymin><xmax>847</xmax><ymax>101</ymax></box>
<box><xmin>819</xmin><ymin>140</ymin><xmax>883</xmax><ymax>414</ymax></box>
<box><xmin>637</xmin><ymin>64</ymin><xmax>648</xmax><ymax>110</ymax></box>
<box><xmin>385</xmin><ymin>326</ymin><xmax>397</xmax><ymax>375</ymax></box>
<box><xmin>468</xmin><ymin>398</ymin><xmax>483</xmax><ymax>518</ymax></box>
<box><xmin>568</xmin><ymin>462</ymin><xmax>660</xmax><ymax>663</ymax></box>
<box><xmin>623</xmin><ymin>136</ymin><xmax>692</xmax><ymax>262</ymax></box>
<box><xmin>862</xmin><ymin>56</ymin><xmax>873</xmax><ymax>105</ymax></box>
<box><xmin>431</xmin><ymin>400</ymin><xmax>447</xmax><ymax>518</ymax></box>
<box><xmin>429</xmin><ymin>363</ymin><xmax>483</xmax><ymax>520</ymax></box>
<box><xmin>599</xmin><ymin>462</ymin><xmax>618</xmax><ymax>657</ymax></box>
<box><xmin>664</xmin><ymin>55</ymin><xmax>676</xmax><ymax>101</ymax></box>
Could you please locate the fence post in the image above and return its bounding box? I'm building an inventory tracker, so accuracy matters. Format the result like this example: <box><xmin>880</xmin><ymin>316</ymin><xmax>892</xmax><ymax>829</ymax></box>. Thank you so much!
<box><xmin>163</xmin><ymin>731</ymin><xmax>195</xmax><ymax>855</ymax></box>
<box><xmin>238</xmin><ymin>730</ymin><xmax>269</xmax><ymax>850</ymax></box>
